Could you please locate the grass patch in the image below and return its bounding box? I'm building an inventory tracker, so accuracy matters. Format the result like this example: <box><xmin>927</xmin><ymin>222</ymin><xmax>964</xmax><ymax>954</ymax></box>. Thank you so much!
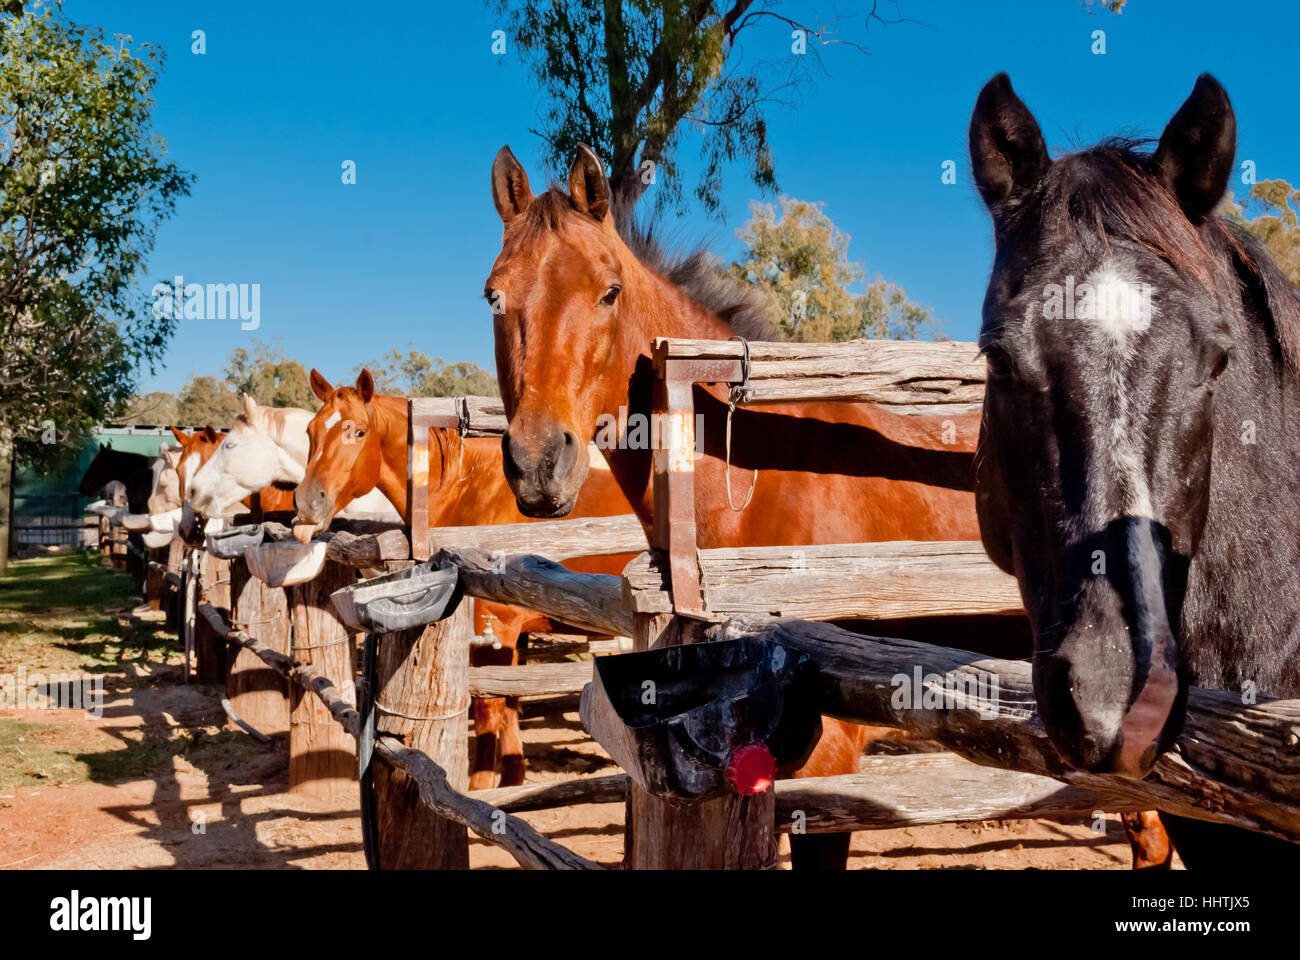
<box><xmin>0</xmin><ymin>551</ymin><xmax>180</xmax><ymax>674</ymax></box>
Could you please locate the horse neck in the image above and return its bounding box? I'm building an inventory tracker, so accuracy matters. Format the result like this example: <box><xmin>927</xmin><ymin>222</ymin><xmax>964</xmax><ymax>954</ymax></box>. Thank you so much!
<box><xmin>425</xmin><ymin>438</ymin><xmax>509</xmax><ymax>526</ymax></box>
<box><xmin>266</xmin><ymin>408</ymin><xmax>313</xmax><ymax>466</ymax></box>
<box><xmin>360</xmin><ymin>395</ymin><xmax>408</xmax><ymax>515</ymax></box>
<box><xmin>598</xmin><ymin>258</ymin><xmax>735</xmax><ymax>517</ymax></box>
<box><xmin>1191</xmin><ymin>305</ymin><xmax>1300</xmax><ymax>695</ymax></box>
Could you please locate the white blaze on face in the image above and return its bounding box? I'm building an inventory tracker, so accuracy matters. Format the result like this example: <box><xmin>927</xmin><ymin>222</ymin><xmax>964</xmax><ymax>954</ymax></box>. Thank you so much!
<box><xmin>1085</xmin><ymin>263</ymin><xmax>1154</xmax><ymax>344</ymax></box>
<box><xmin>323</xmin><ymin>410</ymin><xmax>341</xmax><ymax>431</ymax></box>
<box><xmin>1087</xmin><ymin>260</ymin><xmax>1157</xmax><ymax>522</ymax></box>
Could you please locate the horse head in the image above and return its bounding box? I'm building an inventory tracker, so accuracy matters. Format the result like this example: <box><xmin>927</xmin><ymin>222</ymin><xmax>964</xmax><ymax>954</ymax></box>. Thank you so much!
<box><xmin>293</xmin><ymin>368</ymin><xmax>387</xmax><ymax>537</ymax></box>
<box><xmin>187</xmin><ymin>394</ymin><xmax>309</xmax><ymax>519</ymax></box>
<box><xmin>969</xmin><ymin>73</ymin><xmax>1241</xmax><ymax>776</ymax></box>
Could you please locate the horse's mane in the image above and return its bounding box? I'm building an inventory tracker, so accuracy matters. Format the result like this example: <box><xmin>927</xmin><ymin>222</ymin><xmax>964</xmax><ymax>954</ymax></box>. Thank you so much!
<box><xmin>1029</xmin><ymin>138</ymin><xmax>1300</xmax><ymax>370</ymax></box>
<box><xmin>518</xmin><ymin>186</ymin><xmax>775</xmax><ymax>340</ymax></box>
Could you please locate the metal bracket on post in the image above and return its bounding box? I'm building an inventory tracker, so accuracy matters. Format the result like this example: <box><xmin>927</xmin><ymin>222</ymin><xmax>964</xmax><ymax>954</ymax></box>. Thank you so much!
<box><xmin>650</xmin><ymin>355</ymin><xmax>744</xmax><ymax>618</ymax></box>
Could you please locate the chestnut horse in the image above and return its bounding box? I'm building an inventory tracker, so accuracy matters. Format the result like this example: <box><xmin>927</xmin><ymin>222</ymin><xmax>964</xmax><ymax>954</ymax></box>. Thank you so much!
<box><xmin>485</xmin><ymin>145</ymin><xmax>1168</xmax><ymax>869</ymax></box>
<box><xmin>294</xmin><ymin>368</ymin><xmax>638</xmax><ymax>789</ymax></box>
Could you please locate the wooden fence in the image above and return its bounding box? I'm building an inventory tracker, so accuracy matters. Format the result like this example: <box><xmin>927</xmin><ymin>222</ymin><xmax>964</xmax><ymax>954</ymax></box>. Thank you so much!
<box><xmin>100</xmin><ymin>337</ymin><xmax>1300</xmax><ymax>870</ymax></box>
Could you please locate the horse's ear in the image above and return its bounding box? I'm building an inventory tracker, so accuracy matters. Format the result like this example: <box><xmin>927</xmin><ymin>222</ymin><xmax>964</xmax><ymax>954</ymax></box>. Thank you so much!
<box><xmin>169</xmin><ymin>426</ymin><xmax>188</xmax><ymax>444</ymax></box>
<box><xmin>1152</xmin><ymin>74</ymin><xmax>1236</xmax><ymax>223</ymax></box>
<box><xmin>202</xmin><ymin>425</ymin><xmax>218</xmax><ymax>444</ymax></box>
<box><xmin>568</xmin><ymin>144</ymin><xmax>610</xmax><ymax>222</ymax></box>
<box><xmin>491</xmin><ymin>145</ymin><xmax>533</xmax><ymax>224</ymax></box>
<box><xmin>163</xmin><ymin>447</ymin><xmax>181</xmax><ymax>468</ymax></box>
<box><xmin>241</xmin><ymin>392</ymin><xmax>258</xmax><ymax>423</ymax></box>
<box><xmin>309</xmin><ymin>368</ymin><xmax>333</xmax><ymax>402</ymax></box>
<box><xmin>356</xmin><ymin>369</ymin><xmax>375</xmax><ymax>404</ymax></box>
<box><xmin>969</xmin><ymin>73</ymin><xmax>1050</xmax><ymax>212</ymax></box>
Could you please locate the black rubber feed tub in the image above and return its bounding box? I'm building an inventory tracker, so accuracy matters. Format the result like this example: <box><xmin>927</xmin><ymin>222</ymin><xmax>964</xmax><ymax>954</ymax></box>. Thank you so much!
<box><xmin>579</xmin><ymin>636</ymin><xmax>822</xmax><ymax>803</ymax></box>
<box><xmin>205</xmin><ymin>523</ymin><xmax>265</xmax><ymax>559</ymax></box>
<box><xmin>331</xmin><ymin>560</ymin><xmax>461</xmax><ymax>633</ymax></box>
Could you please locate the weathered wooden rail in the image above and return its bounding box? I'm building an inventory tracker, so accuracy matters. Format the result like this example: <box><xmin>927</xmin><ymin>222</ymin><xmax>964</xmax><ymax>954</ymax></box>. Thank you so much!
<box><xmin>90</xmin><ymin>341</ymin><xmax>1300</xmax><ymax>869</ymax></box>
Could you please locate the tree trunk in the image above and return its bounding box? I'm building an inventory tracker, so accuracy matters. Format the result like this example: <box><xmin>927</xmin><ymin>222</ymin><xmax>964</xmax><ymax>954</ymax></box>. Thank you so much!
<box><xmin>0</xmin><ymin>425</ymin><xmax>12</xmax><ymax>576</ymax></box>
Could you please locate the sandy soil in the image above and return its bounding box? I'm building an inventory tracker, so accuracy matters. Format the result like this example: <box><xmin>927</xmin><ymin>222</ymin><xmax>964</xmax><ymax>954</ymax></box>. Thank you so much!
<box><xmin>0</xmin><ymin>649</ymin><xmax>1147</xmax><ymax>870</ymax></box>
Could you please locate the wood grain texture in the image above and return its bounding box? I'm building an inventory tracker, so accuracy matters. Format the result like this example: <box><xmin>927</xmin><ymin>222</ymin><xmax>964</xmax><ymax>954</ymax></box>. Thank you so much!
<box><xmin>468</xmin><ymin>661</ymin><xmax>592</xmax><ymax>698</ymax></box>
<box><xmin>712</xmin><ymin>617</ymin><xmax>1300</xmax><ymax>843</ymax></box>
<box><xmin>288</xmin><ymin>562</ymin><xmax>358</xmax><ymax>799</ymax></box>
<box><xmin>624</xmin><ymin>542</ymin><xmax>1023</xmax><ymax>620</ymax></box>
<box><xmin>373</xmin><ymin>603</ymin><xmax>471</xmax><ymax>870</ymax></box>
<box><xmin>226</xmin><ymin>559</ymin><xmax>290</xmax><ymax>736</ymax></box>
<box><xmin>408</xmin><ymin>395</ymin><xmax>507</xmax><ymax>436</ymax></box>
<box><xmin>198</xmin><ymin>601</ymin><xmax>591</xmax><ymax>868</ymax></box>
<box><xmin>194</xmin><ymin>551</ymin><xmax>231</xmax><ymax>684</ymax></box>
<box><xmin>434</xmin><ymin>546</ymin><xmax>634</xmax><ymax>637</ymax></box>
<box><xmin>652</xmin><ymin>338</ymin><xmax>985</xmax><ymax>409</ymax></box>
<box><xmin>472</xmin><ymin>753</ymin><xmax>1153</xmax><ymax>831</ymax></box>
<box><xmin>427</xmin><ymin>513</ymin><xmax>647</xmax><ymax>561</ymax></box>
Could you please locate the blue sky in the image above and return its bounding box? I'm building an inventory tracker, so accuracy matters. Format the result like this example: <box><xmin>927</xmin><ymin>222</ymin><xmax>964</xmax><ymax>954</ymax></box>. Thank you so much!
<box><xmin>65</xmin><ymin>0</ymin><xmax>1300</xmax><ymax>394</ymax></box>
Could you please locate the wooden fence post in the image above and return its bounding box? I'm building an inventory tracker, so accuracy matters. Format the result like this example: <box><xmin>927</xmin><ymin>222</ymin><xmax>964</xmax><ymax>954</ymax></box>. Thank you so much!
<box><xmin>372</xmin><ymin>591</ymin><xmax>471</xmax><ymax>868</ymax></box>
<box><xmin>622</xmin><ymin>609</ymin><xmax>776</xmax><ymax>869</ymax></box>
<box><xmin>194</xmin><ymin>550</ymin><xmax>231</xmax><ymax>685</ymax></box>
<box><xmin>226</xmin><ymin>558</ymin><xmax>291</xmax><ymax>736</ymax></box>
<box><xmin>287</xmin><ymin>561</ymin><xmax>358</xmax><ymax>797</ymax></box>
<box><xmin>164</xmin><ymin>539</ymin><xmax>184</xmax><ymax>633</ymax></box>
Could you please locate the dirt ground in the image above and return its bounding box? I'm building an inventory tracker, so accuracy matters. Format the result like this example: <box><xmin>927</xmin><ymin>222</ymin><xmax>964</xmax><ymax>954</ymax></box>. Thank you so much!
<box><xmin>0</xmin><ymin>553</ymin><xmax>1154</xmax><ymax>870</ymax></box>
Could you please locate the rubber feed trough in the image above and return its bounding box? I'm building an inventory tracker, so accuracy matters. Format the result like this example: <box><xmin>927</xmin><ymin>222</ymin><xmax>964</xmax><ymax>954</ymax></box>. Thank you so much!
<box><xmin>580</xmin><ymin>636</ymin><xmax>822</xmax><ymax>803</ymax></box>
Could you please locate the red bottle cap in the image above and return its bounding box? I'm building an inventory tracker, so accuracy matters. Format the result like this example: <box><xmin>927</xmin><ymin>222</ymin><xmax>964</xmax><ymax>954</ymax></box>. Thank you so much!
<box><xmin>726</xmin><ymin>743</ymin><xmax>776</xmax><ymax>795</ymax></box>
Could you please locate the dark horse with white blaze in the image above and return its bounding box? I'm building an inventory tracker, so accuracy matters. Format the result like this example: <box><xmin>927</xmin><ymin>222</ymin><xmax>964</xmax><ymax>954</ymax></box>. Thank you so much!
<box><xmin>970</xmin><ymin>72</ymin><xmax>1300</xmax><ymax>866</ymax></box>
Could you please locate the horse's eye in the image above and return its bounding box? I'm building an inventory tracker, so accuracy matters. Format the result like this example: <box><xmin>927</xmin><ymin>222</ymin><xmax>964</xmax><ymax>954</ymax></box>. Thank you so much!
<box><xmin>600</xmin><ymin>285</ymin><xmax>621</xmax><ymax>306</ymax></box>
<box><xmin>983</xmin><ymin>346</ymin><xmax>1014</xmax><ymax>381</ymax></box>
<box><xmin>1210</xmin><ymin>350</ymin><xmax>1230</xmax><ymax>380</ymax></box>
<box><xmin>355</xmin><ymin>429</ymin><xmax>365</xmax><ymax>439</ymax></box>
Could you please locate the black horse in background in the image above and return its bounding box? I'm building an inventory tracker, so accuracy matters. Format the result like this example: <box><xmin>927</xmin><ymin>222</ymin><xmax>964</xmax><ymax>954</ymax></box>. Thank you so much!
<box><xmin>79</xmin><ymin>445</ymin><xmax>155</xmax><ymax>514</ymax></box>
<box><xmin>969</xmin><ymin>73</ymin><xmax>1300</xmax><ymax>867</ymax></box>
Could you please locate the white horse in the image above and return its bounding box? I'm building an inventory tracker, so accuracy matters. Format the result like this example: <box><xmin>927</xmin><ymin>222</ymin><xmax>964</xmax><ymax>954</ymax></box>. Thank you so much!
<box><xmin>143</xmin><ymin>446</ymin><xmax>184</xmax><ymax>548</ymax></box>
<box><xmin>187</xmin><ymin>394</ymin><xmax>400</xmax><ymax>523</ymax></box>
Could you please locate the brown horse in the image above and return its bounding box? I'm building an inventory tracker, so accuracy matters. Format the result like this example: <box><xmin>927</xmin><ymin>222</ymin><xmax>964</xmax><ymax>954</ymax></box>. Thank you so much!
<box><xmin>485</xmin><ymin>144</ymin><xmax>1167</xmax><ymax>869</ymax></box>
<box><xmin>171</xmin><ymin>424</ymin><xmax>295</xmax><ymax>544</ymax></box>
<box><xmin>294</xmin><ymin>369</ymin><xmax>637</xmax><ymax>789</ymax></box>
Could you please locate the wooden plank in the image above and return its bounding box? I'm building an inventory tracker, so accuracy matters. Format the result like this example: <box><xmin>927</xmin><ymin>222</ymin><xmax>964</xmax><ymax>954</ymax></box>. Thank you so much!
<box><xmin>425</xmin><ymin>513</ymin><xmax>646</xmax><ymax>561</ymax></box>
<box><xmin>373</xmin><ymin>737</ymin><xmax>600</xmax><ymax>869</ymax></box>
<box><xmin>774</xmin><ymin>753</ymin><xmax>1148</xmax><ymax>833</ymax></box>
<box><xmin>197</xmin><ymin>601</ymin><xmax>593</xmax><ymax>869</ymax></box>
<box><xmin>472</xmin><ymin>754</ymin><xmax>1152</xmax><ymax>829</ymax></box>
<box><xmin>287</xmin><ymin>563</ymin><xmax>358</xmax><ymax>798</ymax></box>
<box><xmin>434</xmin><ymin>546</ymin><xmax>634</xmax><ymax>637</ymax></box>
<box><xmin>408</xmin><ymin>395</ymin><xmax>507</xmax><ymax>437</ymax></box>
<box><xmin>624</xmin><ymin>542</ymin><xmax>1024</xmax><ymax>621</ymax></box>
<box><xmin>652</xmin><ymin>338</ymin><xmax>985</xmax><ymax>410</ymax></box>
<box><xmin>712</xmin><ymin>617</ymin><xmax>1300</xmax><ymax>844</ymax></box>
<box><xmin>226</xmin><ymin>559</ymin><xmax>291</xmax><ymax>736</ymax></box>
<box><xmin>468</xmin><ymin>661</ymin><xmax>591</xmax><ymax>698</ymax></box>
<box><xmin>194</xmin><ymin>551</ymin><xmax>230</xmax><ymax>684</ymax></box>
<box><xmin>373</xmin><ymin>600</ymin><xmax>471</xmax><ymax>869</ymax></box>
<box><xmin>324</xmin><ymin>528</ymin><xmax>411</xmax><ymax>567</ymax></box>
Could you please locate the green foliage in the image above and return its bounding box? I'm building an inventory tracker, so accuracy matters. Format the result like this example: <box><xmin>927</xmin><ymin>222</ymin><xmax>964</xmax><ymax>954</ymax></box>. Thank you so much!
<box><xmin>0</xmin><ymin>1</ymin><xmax>192</xmax><ymax>469</ymax></box>
<box><xmin>358</xmin><ymin>347</ymin><xmax>500</xmax><ymax>398</ymax></box>
<box><xmin>174</xmin><ymin>375</ymin><xmax>239</xmax><ymax>429</ymax></box>
<box><xmin>490</xmin><ymin>1</ymin><xmax>881</xmax><ymax>217</ymax></box>
<box><xmin>119</xmin><ymin>389</ymin><xmax>178</xmax><ymax>426</ymax></box>
<box><xmin>223</xmin><ymin>340</ymin><xmax>319</xmax><ymax>411</ymax></box>
<box><xmin>728</xmin><ymin>197</ymin><xmax>941</xmax><ymax>341</ymax></box>
<box><xmin>1221</xmin><ymin>179</ymin><xmax>1300</xmax><ymax>289</ymax></box>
